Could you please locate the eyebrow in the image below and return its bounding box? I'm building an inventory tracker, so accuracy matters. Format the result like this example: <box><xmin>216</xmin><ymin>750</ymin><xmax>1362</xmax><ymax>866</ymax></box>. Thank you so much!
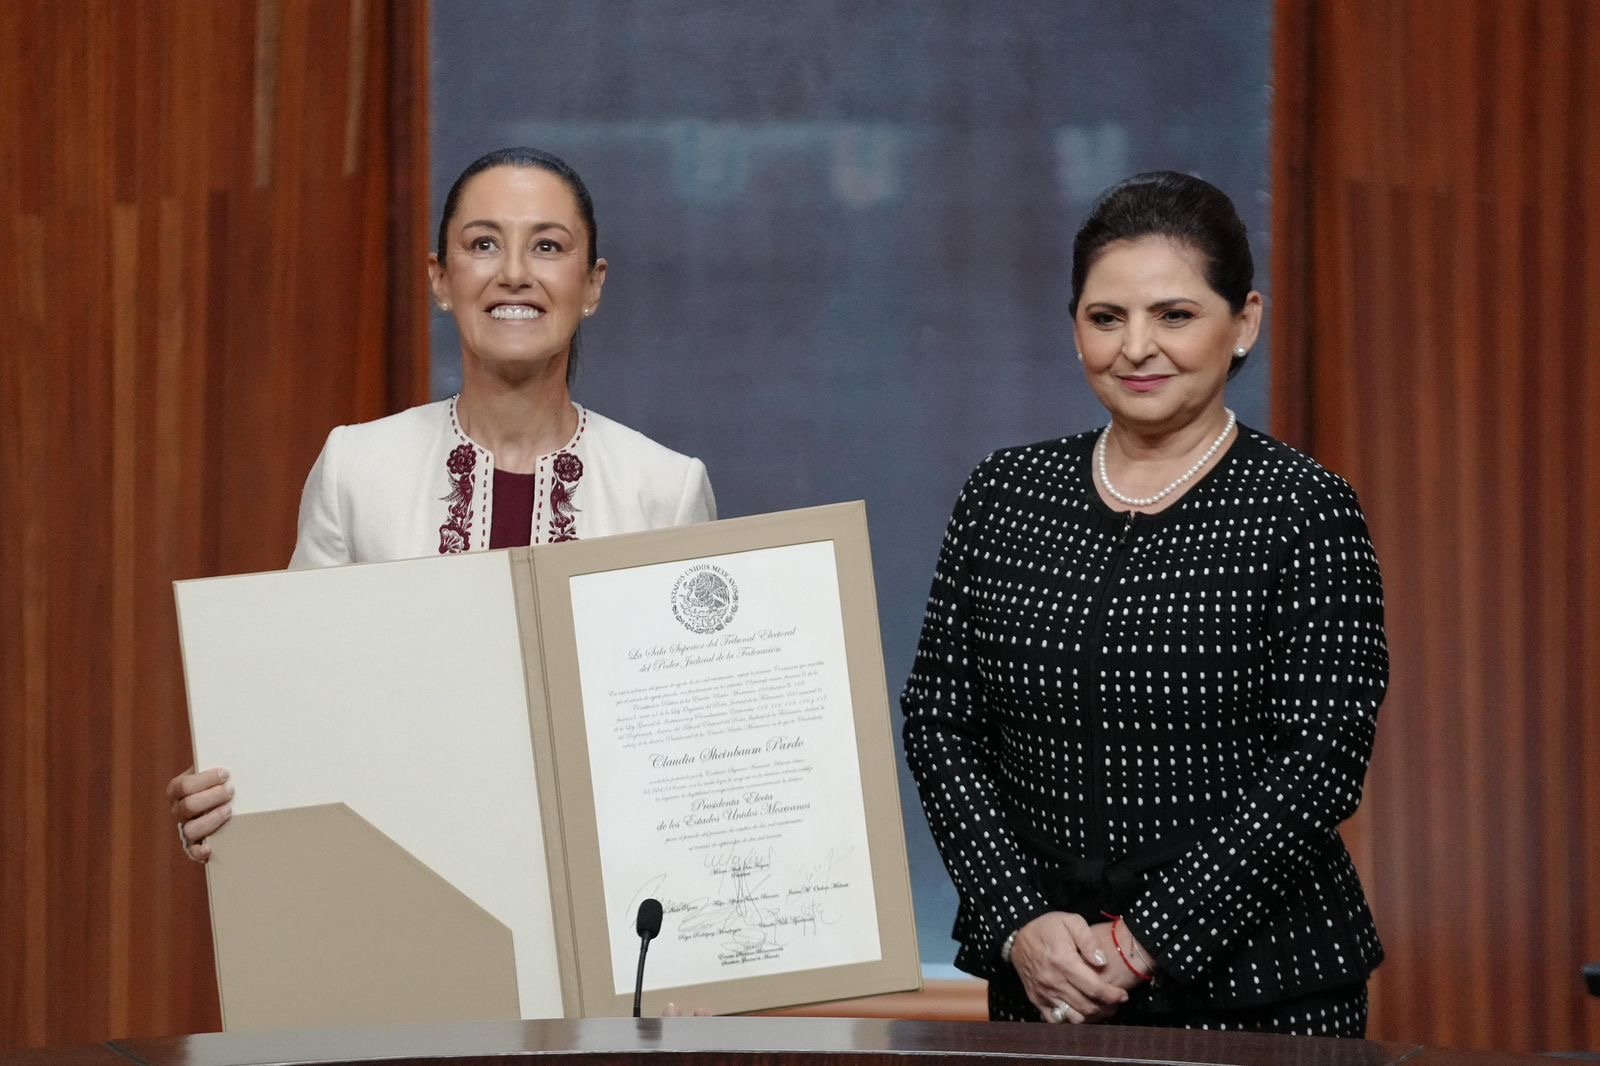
<box><xmin>1083</xmin><ymin>297</ymin><xmax>1203</xmax><ymax>312</ymax></box>
<box><xmin>459</xmin><ymin>219</ymin><xmax>575</xmax><ymax>237</ymax></box>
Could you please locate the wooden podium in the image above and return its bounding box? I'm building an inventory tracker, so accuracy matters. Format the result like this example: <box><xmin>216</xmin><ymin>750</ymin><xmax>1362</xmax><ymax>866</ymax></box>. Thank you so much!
<box><xmin>7</xmin><ymin>1017</ymin><xmax>1559</xmax><ymax>1065</ymax></box>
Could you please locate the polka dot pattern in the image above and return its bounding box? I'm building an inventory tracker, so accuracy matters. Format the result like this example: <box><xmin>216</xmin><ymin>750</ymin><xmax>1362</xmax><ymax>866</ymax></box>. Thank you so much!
<box><xmin>989</xmin><ymin>971</ymin><xmax>1370</xmax><ymax>1037</ymax></box>
<box><xmin>901</xmin><ymin>427</ymin><xmax>1387</xmax><ymax>1015</ymax></box>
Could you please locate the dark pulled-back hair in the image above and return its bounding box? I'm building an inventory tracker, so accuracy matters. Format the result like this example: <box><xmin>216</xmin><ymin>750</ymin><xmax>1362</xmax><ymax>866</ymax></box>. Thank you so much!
<box><xmin>436</xmin><ymin>147</ymin><xmax>599</xmax><ymax>265</ymax></box>
<box><xmin>435</xmin><ymin>147</ymin><xmax>601</xmax><ymax>383</ymax></box>
<box><xmin>1070</xmin><ymin>171</ymin><xmax>1255</xmax><ymax>375</ymax></box>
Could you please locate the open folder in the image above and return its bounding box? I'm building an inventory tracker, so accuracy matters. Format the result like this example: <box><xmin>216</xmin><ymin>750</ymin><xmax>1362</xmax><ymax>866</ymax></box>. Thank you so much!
<box><xmin>175</xmin><ymin>501</ymin><xmax>920</xmax><ymax>1030</ymax></box>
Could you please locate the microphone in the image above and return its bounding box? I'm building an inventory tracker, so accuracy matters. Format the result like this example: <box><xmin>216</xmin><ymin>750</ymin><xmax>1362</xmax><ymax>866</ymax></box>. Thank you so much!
<box><xmin>632</xmin><ymin>897</ymin><xmax>663</xmax><ymax>1019</ymax></box>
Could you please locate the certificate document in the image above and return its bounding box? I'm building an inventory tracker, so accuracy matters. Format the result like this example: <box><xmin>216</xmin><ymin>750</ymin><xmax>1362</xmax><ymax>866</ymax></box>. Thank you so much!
<box><xmin>569</xmin><ymin>541</ymin><xmax>881</xmax><ymax>992</ymax></box>
<box><xmin>533</xmin><ymin>501</ymin><xmax>919</xmax><ymax>1017</ymax></box>
<box><xmin>177</xmin><ymin>501</ymin><xmax>919</xmax><ymax>1027</ymax></box>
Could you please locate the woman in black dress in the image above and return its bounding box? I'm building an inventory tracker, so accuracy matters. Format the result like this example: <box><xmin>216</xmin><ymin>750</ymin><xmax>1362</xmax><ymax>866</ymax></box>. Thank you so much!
<box><xmin>902</xmin><ymin>171</ymin><xmax>1387</xmax><ymax>1037</ymax></box>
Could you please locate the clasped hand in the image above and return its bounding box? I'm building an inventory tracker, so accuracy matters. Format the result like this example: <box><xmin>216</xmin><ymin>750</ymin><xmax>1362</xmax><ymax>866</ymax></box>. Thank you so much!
<box><xmin>1009</xmin><ymin>911</ymin><xmax>1144</xmax><ymax>1024</ymax></box>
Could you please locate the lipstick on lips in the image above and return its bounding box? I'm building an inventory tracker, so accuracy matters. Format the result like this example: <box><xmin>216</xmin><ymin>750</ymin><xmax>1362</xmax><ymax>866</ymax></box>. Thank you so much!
<box><xmin>1119</xmin><ymin>375</ymin><xmax>1170</xmax><ymax>393</ymax></box>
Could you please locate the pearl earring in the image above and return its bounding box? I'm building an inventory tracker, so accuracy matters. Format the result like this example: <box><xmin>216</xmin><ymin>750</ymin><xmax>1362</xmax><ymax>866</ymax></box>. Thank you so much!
<box><xmin>1076</xmin><ymin>351</ymin><xmax>1084</xmax><ymax>362</ymax></box>
<box><xmin>439</xmin><ymin>302</ymin><xmax>451</xmax><ymax>312</ymax></box>
<box><xmin>1232</xmin><ymin>346</ymin><xmax>1247</xmax><ymax>359</ymax></box>
<box><xmin>583</xmin><ymin>307</ymin><xmax>594</xmax><ymax>317</ymax></box>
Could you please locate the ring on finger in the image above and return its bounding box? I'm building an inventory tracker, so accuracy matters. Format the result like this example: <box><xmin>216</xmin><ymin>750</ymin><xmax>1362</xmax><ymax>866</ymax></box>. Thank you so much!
<box><xmin>1050</xmin><ymin>1002</ymin><xmax>1069</xmax><ymax>1024</ymax></box>
<box><xmin>177</xmin><ymin>822</ymin><xmax>197</xmax><ymax>861</ymax></box>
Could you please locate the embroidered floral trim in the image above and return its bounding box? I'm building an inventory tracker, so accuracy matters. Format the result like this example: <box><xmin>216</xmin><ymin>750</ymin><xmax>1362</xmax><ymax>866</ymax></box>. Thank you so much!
<box><xmin>439</xmin><ymin>443</ymin><xmax>477</xmax><ymax>553</ymax></box>
<box><xmin>548</xmin><ymin>450</ymin><xmax>584</xmax><ymax>542</ymax></box>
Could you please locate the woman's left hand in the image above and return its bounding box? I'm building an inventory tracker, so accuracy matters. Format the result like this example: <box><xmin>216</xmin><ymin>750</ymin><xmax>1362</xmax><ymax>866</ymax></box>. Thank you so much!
<box><xmin>1087</xmin><ymin>920</ymin><xmax>1154</xmax><ymax>989</ymax></box>
<box><xmin>1010</xmin><ymin>911</ymin><xmax>1130</xmax><ymax>1023</ymax></box>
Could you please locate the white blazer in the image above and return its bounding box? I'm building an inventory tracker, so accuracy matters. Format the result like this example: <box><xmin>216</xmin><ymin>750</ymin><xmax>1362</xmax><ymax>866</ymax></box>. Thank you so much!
<box><xmin>289</xmin><ymin>397</ymin><xmax>716</xmax><ymax>568</ymax></box>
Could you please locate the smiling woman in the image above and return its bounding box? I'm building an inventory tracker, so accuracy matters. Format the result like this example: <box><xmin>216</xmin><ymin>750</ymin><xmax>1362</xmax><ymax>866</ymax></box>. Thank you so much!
<box><xmin>901</xmin><ymin>171</ymin><xmax>1388</xmax><ymax>1038</ymax></box>
<box><xmin>165</xmin><ymin>147</ymin><xmax>717</xmax><ymax>863</ymax></box>
<box><xmin>429</xmin><ymin>148</ymin><xmax>605</xmax><ymax>395</ymax></box>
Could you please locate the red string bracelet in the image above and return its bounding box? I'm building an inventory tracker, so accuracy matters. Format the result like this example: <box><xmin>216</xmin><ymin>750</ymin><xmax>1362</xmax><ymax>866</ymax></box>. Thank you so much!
<box><xmin>1102</xmin><ymin>912</ymin><xmax>1155</xmax><ymax>982</ymax></box>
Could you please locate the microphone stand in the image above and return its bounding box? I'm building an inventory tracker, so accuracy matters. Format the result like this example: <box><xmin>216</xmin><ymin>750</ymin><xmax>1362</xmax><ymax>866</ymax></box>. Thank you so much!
<box><xmin>632</xmin><ymin>898</ymin><xmax>663</xmax><ymax>1018</ymax></box>
<box><xmin>632</xmin><ymin>937</ymin><xmax>652</xmax><ymax>1019</ymax></box>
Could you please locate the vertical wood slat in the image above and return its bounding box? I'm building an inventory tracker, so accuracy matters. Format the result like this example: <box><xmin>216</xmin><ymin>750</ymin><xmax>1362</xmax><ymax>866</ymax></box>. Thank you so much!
<box><xmin>1267</xmin><ymin>0</ymin><xmax>1312</xmax><ymax>451</ymax></box>
<box><xmin>344</xmin><ymin>0</ymin><xmax>370</xmax><ymax>178</ymax></box>
<box><xmin>1490</xmin><ymin>4</ymin><xmax>1535</xmax><ymax>1042</ymax></box>
<box><xmin>253</xmin><ymin>0</ymin><xmax>281</xmax><ymax>190</ymax></box>
<box><xmin>1578</xmin><ymin>4</ymin><xmax>1600</xmax><ymax>1053</ymax></box>
<box><xmin>386</xmin><ymin>0</ymin><xmax>433</xmax><ymax>415</ymax></box>
<box><xmin>107</xmin><ymin>202</ymin><xmax>141</xmax><ymax>1042</ymax></box>
<box><xmin>0</xmin><ymin>0</ymin><xmax>428</xmax><ymax>1050</ymax></box>
<box><xmin>1455</xmin><ymin>8</ymin><xmax>1498</xmax><ymax>1046</ymax></box>
<box><xmin>1272</xmin><ymin>0</ymin><xmax>1600</xmax><ymax>1053</ymax></box>
<box><xmin>1530</xmin><ymin>3</ymin><xmax>1575</xmax><ymax>1051</ymax></box>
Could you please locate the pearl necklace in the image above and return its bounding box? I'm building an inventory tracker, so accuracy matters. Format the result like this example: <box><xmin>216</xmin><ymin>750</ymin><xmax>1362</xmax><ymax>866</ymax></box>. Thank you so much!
<box><xmin>1096</xmin><ymin>408</ymin><xmax>1236</xmax><ymax>508</ymax></box>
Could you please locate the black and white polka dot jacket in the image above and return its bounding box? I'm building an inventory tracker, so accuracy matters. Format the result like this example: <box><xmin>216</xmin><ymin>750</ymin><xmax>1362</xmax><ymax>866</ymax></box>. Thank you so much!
<box><xmin>902</xmin><ymin>427</ymin><xmax>1387</xmax><ymax>1008</ymax></box>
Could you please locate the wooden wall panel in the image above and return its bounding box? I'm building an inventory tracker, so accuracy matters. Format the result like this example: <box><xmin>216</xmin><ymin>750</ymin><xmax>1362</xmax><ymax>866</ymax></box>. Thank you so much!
<box><xmin>0</xmin><ymin>0</ymin><xmax>428</xmax><ymax>1051</ymax></box>
<box><xmin>1272</xmin><ymin>0</ymin><xmax>1599</xmax><ymax>1053</ymax></box>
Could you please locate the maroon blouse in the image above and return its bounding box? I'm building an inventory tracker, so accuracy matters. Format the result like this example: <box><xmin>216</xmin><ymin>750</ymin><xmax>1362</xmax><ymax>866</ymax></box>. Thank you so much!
<box><xmin>488</xmin><ymin>469</ymin><xmax>537</xmax><ymax>549</ymax></box>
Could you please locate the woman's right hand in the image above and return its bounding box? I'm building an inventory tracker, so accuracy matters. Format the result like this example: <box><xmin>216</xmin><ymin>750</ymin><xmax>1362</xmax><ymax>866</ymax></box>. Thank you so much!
<box><xmin>166</xmin><ymin>767</ymin><xmax>233</xmax><ymax>863</ymax></box>
<box><xmin>1009</xmin><ymin>911</ymin><xmax>1129</xmax><ymax>1024</ymax></box>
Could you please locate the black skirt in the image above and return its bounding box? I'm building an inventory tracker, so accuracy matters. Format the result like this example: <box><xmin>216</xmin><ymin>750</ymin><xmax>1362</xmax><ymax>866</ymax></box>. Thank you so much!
<box><xmin>987</xmin><ymin>972</ymin><xmax>1369</xmax><ymax>1038</ymax></box>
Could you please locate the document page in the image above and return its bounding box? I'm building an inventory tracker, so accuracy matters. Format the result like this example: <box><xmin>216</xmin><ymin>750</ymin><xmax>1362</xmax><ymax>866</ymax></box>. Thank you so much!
<box><xmin>567</xmin><ymin>540</ymin><xmax>883</xmax><ymax>993</ymax></box>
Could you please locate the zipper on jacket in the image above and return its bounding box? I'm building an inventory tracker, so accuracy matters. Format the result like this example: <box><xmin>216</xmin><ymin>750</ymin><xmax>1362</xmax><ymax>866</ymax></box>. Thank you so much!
<box><xmin>1083</xmin><ymin>508</ymin><xmax>1137</xmax><ymax>860</ymax></box>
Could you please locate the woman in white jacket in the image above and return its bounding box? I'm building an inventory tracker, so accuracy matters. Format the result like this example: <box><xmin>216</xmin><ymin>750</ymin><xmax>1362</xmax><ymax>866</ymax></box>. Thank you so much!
<box><xmin>168</xmin><ymin>148</ymin><xmax>716</xmax><ymax>860</ymax></box>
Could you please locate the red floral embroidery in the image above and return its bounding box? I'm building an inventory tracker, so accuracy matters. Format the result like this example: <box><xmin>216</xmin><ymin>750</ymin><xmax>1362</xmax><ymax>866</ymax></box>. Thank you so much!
<box><xmin>548</xmin><ymin>450</ymin><xmax>583</xmax><ymax>542</ymax></box>
<box><xmin>439</xmin><ymin>443</ymin><xmax>477</xmax><ymax>553</ymax></box>
<box><xmin>552</xmin><ymin>451</ymin><xmax>583</xmax><ymax>483</ymax></box>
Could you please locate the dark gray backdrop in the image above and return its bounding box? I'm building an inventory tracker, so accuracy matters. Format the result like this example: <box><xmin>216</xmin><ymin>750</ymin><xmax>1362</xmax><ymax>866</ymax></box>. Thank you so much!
<box><xmin>431</xmin><ymin>0</ymin><xmax>1272</xmax><ymax>974</ymax></box>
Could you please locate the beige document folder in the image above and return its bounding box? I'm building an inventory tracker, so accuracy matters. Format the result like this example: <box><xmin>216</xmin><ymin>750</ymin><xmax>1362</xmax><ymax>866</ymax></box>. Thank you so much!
<box><xmin>176</xmin><ymin>502</ymin><xmax>920</xmax><ymax>1030</ymax></box>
